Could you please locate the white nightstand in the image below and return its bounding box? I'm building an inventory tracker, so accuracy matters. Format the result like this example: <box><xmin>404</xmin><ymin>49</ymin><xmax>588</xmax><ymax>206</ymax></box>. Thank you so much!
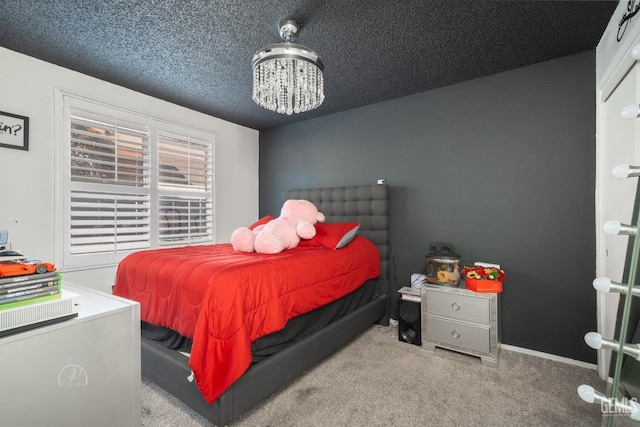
<box><xmin>421</xmin><ymin>283</ymin><xmax>499</xmax><ymax>367</ymax></box>
<box><xmin>0</xmin><ymin>282</ymin><xmax>141</xmax><ymax>426</ymax></box>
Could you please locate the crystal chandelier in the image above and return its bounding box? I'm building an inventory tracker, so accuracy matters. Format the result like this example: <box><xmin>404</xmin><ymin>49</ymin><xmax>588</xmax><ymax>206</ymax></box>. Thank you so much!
<box><xmin>251</xmin><ymin>20</ymin><xmax>324</xmax><ymax>115</ymax></box>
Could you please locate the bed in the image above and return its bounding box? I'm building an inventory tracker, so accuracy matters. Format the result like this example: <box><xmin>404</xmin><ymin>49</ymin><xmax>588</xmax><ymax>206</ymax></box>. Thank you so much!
<box><xmin>113</xmin><ymin>184</ymin><xmax>390</xmax><ymax>426</ymax></box>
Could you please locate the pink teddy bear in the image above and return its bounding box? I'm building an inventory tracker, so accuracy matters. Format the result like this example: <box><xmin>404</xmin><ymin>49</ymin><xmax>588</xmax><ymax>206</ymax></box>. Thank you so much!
<box><xmin>231</xmin><ymin>199</ymin><xmax>325</xmax><ymax>254</ymax></box>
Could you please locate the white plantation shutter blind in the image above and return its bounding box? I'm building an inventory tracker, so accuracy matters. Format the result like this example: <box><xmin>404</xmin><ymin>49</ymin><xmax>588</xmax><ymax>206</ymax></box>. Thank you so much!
<box><xmin>61</xmin><ymin>94</ymin><xmax>215</xmax><ymax>268</ymax></box>
<box><xmin>158</xmin><ymin>131</ymin><xmax>213</xmax><ymax>245</ymax></box>
<box><xmin>70</xmin><ymin>111</ymin><xmax>150</xmax><ymax>186</ymax></box>
<box><xmin>158</xmin><ymin>196</ymin><xmax>212</xmax><ymax>244</ymax></box>
<box><xmin>69</xmin><ymin>110</ymin><xmax>151</xmax><ymax>255</ymax></box>
<box><xmin>69</xmin><ymin>191</ymin><xmax>150</xmax><ymax>254</ymax></box>
<box><xmin>158</xmin><ymin>132</ymin><xmax>210</xmax><ymax>190</ymax></box>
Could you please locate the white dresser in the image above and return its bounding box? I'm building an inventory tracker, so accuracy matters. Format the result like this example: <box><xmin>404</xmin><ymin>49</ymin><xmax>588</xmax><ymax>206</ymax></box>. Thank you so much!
<box><xmin>0</xmin><ymin>283</ymin><xmax>141</xmax><ymax>427</ymax></box>
<box><xmin>421</xmin><ymin>283</ymin><xmax>499</xmax><ymax>367</ymax></box>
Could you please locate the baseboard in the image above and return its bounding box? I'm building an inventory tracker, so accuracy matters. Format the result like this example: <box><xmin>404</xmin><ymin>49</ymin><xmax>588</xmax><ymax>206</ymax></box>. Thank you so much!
<box><xmin>501</xmin><ymin>344</ymin><xmax>597</xmax><ymax>370</ymax></box>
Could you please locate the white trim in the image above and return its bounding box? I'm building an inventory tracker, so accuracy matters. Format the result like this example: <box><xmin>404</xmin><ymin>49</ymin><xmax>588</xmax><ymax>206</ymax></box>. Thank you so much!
<box><xmin>500</xmin><ymin>344</ymin><xmax>597</xmax><ymax>370</ymax></box>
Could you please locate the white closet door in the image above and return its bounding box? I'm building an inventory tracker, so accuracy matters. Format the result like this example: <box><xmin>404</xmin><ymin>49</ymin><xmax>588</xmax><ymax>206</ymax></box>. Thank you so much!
<box><xmin>596</xmin><ymin>63</ymin><xmax>640</xmax><ymax>379</ymax></box>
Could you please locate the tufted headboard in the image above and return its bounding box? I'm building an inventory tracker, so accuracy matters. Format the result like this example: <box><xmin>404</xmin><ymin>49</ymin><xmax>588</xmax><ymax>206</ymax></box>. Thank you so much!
<box><xmin>283</xmin><ymin>184</ymin><xmax>390</xmax><ymax>298</ymax></box>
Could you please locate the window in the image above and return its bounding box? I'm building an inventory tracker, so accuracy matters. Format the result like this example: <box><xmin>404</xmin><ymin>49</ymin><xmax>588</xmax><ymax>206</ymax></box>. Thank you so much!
<box><xmin>60</xmin><ymin>95</ymin><xmax>214</xmax><ymax>268</ymax></box>
<box><xmin>69</xmin><ymin>110</ymin><xmax>151</xmax><ymax>256</ymax></box>
<box><xmin>157</xmin><ymin>131</ymin><xmax>213</xmax><ymax>246</ymax></box>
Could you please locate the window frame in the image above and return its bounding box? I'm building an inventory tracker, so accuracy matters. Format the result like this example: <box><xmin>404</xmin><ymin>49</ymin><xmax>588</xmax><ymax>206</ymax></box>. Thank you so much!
<box><xmin>56</xmin><ymin>92</ymin><xmax>215</xmax><ymax>270</ymax></box>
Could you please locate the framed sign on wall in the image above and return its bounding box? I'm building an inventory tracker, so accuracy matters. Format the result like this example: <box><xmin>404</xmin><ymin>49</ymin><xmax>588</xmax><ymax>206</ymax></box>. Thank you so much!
<box><xmin>0</xmin><ymin>111</ymin><xmax>29</xmax><ymax>151</ymax></box>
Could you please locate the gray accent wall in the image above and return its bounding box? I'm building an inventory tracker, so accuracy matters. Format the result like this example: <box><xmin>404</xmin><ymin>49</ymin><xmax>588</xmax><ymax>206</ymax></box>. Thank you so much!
<box><xmin>259</xmin><ymin>51</ymin><xmax>597</xmax><ymax>363</ymax></box>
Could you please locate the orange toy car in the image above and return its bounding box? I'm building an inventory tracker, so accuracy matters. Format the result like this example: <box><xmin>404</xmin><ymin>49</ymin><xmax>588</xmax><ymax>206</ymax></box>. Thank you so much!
<box><xmin>0</xmin><ymin>260</ymin><xmax>56</xmax><ymax>278</ymax></box>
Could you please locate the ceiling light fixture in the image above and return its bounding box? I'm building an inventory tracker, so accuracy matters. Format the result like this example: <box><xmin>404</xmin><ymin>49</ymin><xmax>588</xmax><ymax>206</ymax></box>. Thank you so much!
<box><xmin>251</xmin><ymin>20</ymin><xmax>324</xmax><ymax>115</ymax></box>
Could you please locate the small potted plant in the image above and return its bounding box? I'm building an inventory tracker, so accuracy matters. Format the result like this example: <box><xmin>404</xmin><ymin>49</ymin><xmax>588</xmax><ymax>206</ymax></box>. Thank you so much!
<box><xmin>461</xmin><ymin>264</ymin><xmax>505</xmax><ymax>293</ymax></box>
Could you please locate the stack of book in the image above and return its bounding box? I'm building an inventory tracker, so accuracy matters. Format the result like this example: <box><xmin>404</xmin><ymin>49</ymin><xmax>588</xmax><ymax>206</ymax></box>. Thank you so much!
<box><xmin>0</xmin><ymin>271</ymin><xmax>61</xmax><ymax>310</ymax></box>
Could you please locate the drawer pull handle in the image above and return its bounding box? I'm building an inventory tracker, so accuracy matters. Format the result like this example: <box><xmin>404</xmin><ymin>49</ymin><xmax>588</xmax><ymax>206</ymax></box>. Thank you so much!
<box><xmin>451</xmin><ymin>302</ymin><xmax>460</xmax><ymax>311</ymax></box>
<box><xmin>452</xmin><ymin>331</ymin><xmax>460</xmax><ymax>339</ymax></box>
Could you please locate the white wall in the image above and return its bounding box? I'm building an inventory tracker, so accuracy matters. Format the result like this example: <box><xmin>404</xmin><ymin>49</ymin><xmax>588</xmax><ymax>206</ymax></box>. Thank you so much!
<box><xmin>0</xmin><ymin>47</ymin><xmax>259</xmax><ymax>292</ymax></box>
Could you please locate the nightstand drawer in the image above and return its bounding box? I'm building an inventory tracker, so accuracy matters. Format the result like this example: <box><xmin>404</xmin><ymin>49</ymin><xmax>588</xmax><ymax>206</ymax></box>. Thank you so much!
<box><xmin>426</xmin><ymin>289</ymin><xmax>489</xmax><ymax>324</ymax></box>
<box><xmin>425</xmin><ymin>316</ymin><xmax>490</xmax><ymax>354</ymax></box>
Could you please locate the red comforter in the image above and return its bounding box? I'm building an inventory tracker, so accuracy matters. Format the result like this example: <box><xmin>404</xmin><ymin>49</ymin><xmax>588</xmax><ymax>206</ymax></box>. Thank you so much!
<box><xmin>113</xmin><ymin>236</ymin><xmax>380</xmax><ymax>403</ymax></box>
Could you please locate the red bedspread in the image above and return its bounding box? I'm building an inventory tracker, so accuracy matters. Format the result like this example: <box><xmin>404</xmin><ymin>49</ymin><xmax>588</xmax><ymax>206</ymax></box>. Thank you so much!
<box><xmin>113</xmin><ymin>236</ymin><xmax>380</xmax><ymax>403</ymax></box>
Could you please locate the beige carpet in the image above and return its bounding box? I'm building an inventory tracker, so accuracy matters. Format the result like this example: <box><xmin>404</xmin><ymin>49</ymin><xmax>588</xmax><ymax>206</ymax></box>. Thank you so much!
<box><xmin>141</xmin><ymin>325</ymin><xmax>611</xmax><ymax>426</ymax></box>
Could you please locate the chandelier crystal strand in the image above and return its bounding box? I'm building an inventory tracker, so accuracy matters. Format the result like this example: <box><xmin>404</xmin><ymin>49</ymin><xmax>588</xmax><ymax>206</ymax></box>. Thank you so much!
<box><xmin>251</xmin><ymin>20</ymin><xmax>324</xmax><ymax>115</ymax></box>
<box><xmin>295</xmin><ymin>59</ymin><xmax>303</xmax><ymax>114</ymax></box>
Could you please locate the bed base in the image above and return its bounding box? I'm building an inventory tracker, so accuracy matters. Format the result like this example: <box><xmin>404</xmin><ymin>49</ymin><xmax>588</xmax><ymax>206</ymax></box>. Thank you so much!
<box><xmin>142</xmin><ymin>293</ymin><xmax>388</xmax><ymax>426</ymax></box>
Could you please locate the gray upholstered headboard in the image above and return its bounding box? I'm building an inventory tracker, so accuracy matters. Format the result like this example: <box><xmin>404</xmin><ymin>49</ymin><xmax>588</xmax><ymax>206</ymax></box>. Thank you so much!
<box><xmin>283</xmin><ymin>184</ymin><xmax>390</xmax><ymax>296</ymax></box>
